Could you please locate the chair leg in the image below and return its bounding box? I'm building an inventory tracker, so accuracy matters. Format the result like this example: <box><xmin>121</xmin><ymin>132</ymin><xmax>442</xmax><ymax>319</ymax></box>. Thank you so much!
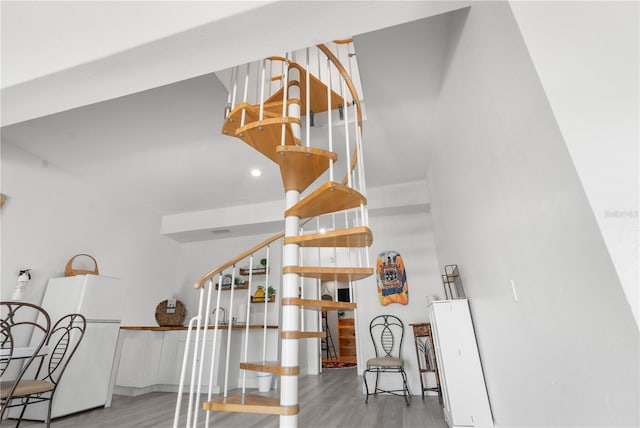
<box><xmin>363</xmin><ymin>370</ymin><xmax>370</xmax><ymax>403</ymax></box>
<box><xmin>15</xmin><ymin>400</ymin><xmax>28</xmax><ymax>428</ymax></box>
<box><xmin>401</xmin><ymin>370</ymin><xmax>410</xmax><ymax>406</ymax></box>
<box><xmin>46</xmin><ymin>397</ymin><xmax>53</xmax><ymax>428</ymax></box>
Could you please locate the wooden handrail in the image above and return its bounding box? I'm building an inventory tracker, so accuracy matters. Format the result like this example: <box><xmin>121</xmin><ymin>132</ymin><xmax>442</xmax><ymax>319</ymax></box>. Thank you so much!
<box><xmin>316</xmin><ymin>44</ymin><xmax>362</xmax><ymax>128</ymax></box>
<box><xmin>317</xmin><ymin>43</ymin><xmax>363</xmax><ymax>187</ymax></box>
<box><xmin>193</xmin><ymin>231</ymin><xmax>285</xmax><ymax>289</ymax></box>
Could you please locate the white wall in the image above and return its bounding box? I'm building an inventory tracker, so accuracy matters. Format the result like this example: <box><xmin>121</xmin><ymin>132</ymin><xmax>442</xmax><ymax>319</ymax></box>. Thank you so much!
<box><xmin>356</xmin><ymin>210</ymin><xmax>443</xmax><ymax>396</ymax></box>
<box><xmin>428</xmin><ymin>3</ymin><xmax>638</xmax><ymax>427</ymax></box>
<box><xmin>0</xmin><ymin>142</ymin><xmax>180</xmax><ymax>325</ymax></box>
<box><xmin>510</xmin><ymin>0</ymin><xmax>639</xmax><ymax>328</ymax></box>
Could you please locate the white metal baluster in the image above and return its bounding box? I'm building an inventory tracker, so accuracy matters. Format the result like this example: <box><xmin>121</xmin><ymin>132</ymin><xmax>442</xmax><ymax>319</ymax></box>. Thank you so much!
<box><xmin>240</xmin><ymin>63</ymin><xmax>250</xmax><ymax>127</ymax></box>
<box><xmin>223</xmin><ymin>266</ymin><xmax>237</xmax><ymax>397</ymax></box>
<box><xmin>254</xmin><ymin>61</ymin><xmax>260</xmax><ymax>106</ymax></box>
<box><xmin>281</xmin><ymin>53</ymin><xmax>290</xmax><ymax>146</ymax></box>
<box><xmin>186</xmin><ymin>286</ymin><xmax>205</xmax><ymax>428</ymax></box>
<box><xmin>326</xmin><ymin>56</ymin><xmax>334</xmax><ymax>182</ymax></box>
<box><xmin>317</xmin><ymin>46</ymin><xmax>322</xmax><ymax>83</ymax></box>
<box><xmin>281</xmin><ymin>56</ymin><xmax>285</xmax><ymax>90</ymax></box>
<box><xmin>241</xmin><ymin>255</ymin><xmax>254</xmax><ymax>394</ymax></box>
<box><xmin>230</xmin><ymin>66</ymin><xmax>239</xmax><ymax>111</ymax></box>
<box><xmin>194</xmin><ymin>279</ymin><xmax>215</xmax><ymax>428</ymax></box>
<box><xmin>341</xmin><ymin>76</ymin><xmax>352</xmax><ymax>190</ymax></box>
<box><xmin>314</xmin><ymin>217</ymin><xmax>323</xmax><ymax>372</ymax></box>
<box><xmin>305</xmin><ymin>47</ymin><xmax>311</xmax><ymax>148</ymax></box>
<box><xmin>224</xmin><ymin>66</ymin><xmax>234</xmax><ymax>119</ymax></box>
<box><xmin>351</xmin><ymin>98</ymin><xmax>362</xmax><ymax>228</ymax></box>
<box><xmin>262</xmin><ymin>246</ymin><xmax>271</xmax><ymax>362</ymax></box>
<box><xmin>259</xmin><ymin>60</ymin><xmax>266</xmax><ymax>121</ymax></box>
<box><xmin>204</xmin><ymin>273</ymin><xmax>224</xmax><ymax>427</ymax></box>
<box><xmin>173</xmin><ymin>313</ymin><xmax>199</xmax><ymax>428</ymax></box>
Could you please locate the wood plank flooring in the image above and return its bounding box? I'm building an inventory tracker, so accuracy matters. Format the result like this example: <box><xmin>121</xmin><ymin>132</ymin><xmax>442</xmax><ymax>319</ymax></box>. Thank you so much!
<box><xmin>4</xmin><ymin>368</ymin><xmax>447</xmax><ymax>428</ymax></box>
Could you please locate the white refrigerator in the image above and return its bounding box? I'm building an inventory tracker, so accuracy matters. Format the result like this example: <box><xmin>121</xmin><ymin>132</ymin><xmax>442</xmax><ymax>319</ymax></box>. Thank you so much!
<box><xmin>18</xmin><ymin>274</ymin><xmax>125</xmax><ymax>420</ymax></box>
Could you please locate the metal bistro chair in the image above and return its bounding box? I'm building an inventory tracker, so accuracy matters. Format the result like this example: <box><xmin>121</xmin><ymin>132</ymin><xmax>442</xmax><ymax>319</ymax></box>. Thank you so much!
<box><xmin>5</xmin><ymin>313</ymin><xmax>86</xmax><ymax>427</ymax></box>
<box><xmin>0</xmin><ymin>302</ymin><xmax>51</xmax><ymax>422</ymax></box>
<box><xmin>363</xmin><ymin>315</ymin><xmax>411</xmax><ymax>406</ymax></box>
<box><xmin>1</xmin><ymin>320</ymin><xmax>14</xmax><ymax>378</ymax></box>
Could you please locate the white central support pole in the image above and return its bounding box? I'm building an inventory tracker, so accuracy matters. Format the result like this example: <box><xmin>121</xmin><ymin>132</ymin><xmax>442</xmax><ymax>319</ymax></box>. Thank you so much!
<box><xmin>281</xmin><ymin>61</ymin><xmax>302</xmax><ymax>428</ymax></box>
<box><xmin>281</xmin><ymin>191</ymin><xmax>300</xmax><ymax>428</ymax></box>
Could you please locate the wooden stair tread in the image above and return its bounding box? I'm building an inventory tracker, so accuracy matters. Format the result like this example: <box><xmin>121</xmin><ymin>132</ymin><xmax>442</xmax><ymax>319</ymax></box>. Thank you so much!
<box><xmin>282</xmin><ymin>297</ymin><xmax>357</xmax><ymax>311</ymax></box>
<box><xmin>239</xmin><ymin>361</ymin><xmax>299</xmax><ymax>375</ymax></box>
<box><xmin>203</xmin><ymin>393</ymin><xmax>298</xmax><ymax>415</ymax></box>
<box><xmin>285</xmin><ymin>182</ymin><xmax>366</xmax><ymax>219</ymax></box>
<box><xmin>222</xmin><ymin>102</ymin><xmax>285</xmax><ymax>137</ymax></box>
<box><xmin>276</xmin><ymin>145</ymin><xmax>337</xmax><ymax>192</ymax></box>
<box><xmin>266</xmin><ymin>63</ymin><xmax>344</xmax><ymax>115</ymax></box>
<box><xmin>283</xmin><ymin>266</ymin><xmax>373</xmax><ymax>282</ymax></box>
<box><xmin>235</xmin><ymin>117</ymin><xmax>302</xmax><ymax>163</ymax></box>
<box><xmin>281</xmin><ymin>330</ymin><xmax>326</xmax><ymax>339</ymax></box>
<box><xmin>285</xmin><ymin>226</ymin><xmax>372</xmax><ymax>248</ymax></box>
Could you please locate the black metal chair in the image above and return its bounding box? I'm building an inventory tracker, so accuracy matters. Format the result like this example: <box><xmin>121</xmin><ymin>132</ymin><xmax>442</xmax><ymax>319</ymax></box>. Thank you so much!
<box><xmin>0</xmin><ymin>302</ymin><xmax>51</xmax><ymax>423</ymax></box>
<box><xmin>1</xmin><ymin>320</ymin><xmax>14</xmax><ymax>378</ymax></box>
<box><xmin>363</xmin><ymin>314</ymin><xmax>411</xmax><ymax>406</ymax></box>
<box><xmin>4</xmin><ymin>313</ymin><xmax>86</xmax><ymax>427</ymax></box>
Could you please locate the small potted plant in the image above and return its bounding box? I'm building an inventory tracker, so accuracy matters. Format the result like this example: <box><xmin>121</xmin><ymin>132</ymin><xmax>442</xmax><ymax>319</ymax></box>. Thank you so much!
<box><xmin>267</xmin><ymin>286</ymin><xmax>276</xmax><ymax>296</ymax></box>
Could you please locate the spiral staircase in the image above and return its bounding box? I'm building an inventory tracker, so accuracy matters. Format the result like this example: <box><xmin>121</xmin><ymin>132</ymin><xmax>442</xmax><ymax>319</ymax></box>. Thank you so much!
<box><xmin>174</xmin><ymin>41</ymin><xmax>372</xmax><ymax>428</ymax></box>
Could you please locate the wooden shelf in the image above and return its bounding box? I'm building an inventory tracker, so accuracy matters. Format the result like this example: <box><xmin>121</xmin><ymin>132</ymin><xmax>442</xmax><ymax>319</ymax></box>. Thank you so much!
<box><xmin>215</xmin><ymin>283</ymin><xmax>249</xmax><ymax>290</ymax></box>
<box><xmin>410</xmin><ymin>322</ymin><xmax>441</xmax><ymax>400</ymax></box>
<box><xmin>251</xmin><ymin>295</ymin><xmax>276</xmax><ymax>303</ymax></box>
<box><xmin>239</xmin><ymin>268</ymin><xmax>268</xmax><ymax>276</ymax></box>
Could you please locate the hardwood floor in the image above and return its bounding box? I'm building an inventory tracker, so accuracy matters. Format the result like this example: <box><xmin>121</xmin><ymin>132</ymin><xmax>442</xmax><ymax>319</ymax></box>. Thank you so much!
<box><xmin>4</xmin><ymin>368</ymin><xmax>447</xmax><ymax>428</ymax></box>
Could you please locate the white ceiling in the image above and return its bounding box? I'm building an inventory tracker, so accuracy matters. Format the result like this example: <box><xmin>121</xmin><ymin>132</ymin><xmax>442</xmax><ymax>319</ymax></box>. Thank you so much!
<box><xmin>1</xmin><ymin>2</ymin><xmax>462</xmax><ymax>232</ymax></box>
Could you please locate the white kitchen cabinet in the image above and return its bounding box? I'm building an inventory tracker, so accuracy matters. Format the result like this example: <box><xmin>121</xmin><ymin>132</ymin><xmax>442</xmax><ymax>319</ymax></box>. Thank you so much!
<box><xmin>156</xmin><ymin>330</ymin><xmax>183</xmax><ymax>385</ymax></box>
<box><xmin>428</xmin><ymin>299</ymin><xmax>493</xmax><ymax>428</ymax></box>
<box><xmin>115</xmin><ymin>330</ymin><xmax>164</xmax><ymax>390</ymax></box>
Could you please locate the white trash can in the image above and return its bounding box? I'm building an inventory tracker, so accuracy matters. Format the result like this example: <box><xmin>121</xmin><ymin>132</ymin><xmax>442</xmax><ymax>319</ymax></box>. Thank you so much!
<box><xmin>257</xmin><ymin>372</ymin><xmax>272</xmax><ymax>392</ymax></box>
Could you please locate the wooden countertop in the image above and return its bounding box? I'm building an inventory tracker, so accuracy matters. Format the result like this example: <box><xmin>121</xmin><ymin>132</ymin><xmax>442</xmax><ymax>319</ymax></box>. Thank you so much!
<box><xmin>120</xmin><ymin>325</ymin><xmax>278</xmax><ymax>331</ymax></box>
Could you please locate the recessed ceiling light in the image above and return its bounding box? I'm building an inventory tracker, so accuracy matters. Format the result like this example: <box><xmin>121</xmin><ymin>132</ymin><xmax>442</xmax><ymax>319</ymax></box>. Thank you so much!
<box><xmin>251</xmin><ymin>169</ymin><xmax>262</xmax><ymax>177</ymax></box>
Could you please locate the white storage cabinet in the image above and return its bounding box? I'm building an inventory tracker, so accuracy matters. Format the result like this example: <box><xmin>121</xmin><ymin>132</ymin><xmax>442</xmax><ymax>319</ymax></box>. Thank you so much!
<box><xmin>428</xmin><ymin>299</ymin><xmax>493</xmax><ymax>428</ymax></box>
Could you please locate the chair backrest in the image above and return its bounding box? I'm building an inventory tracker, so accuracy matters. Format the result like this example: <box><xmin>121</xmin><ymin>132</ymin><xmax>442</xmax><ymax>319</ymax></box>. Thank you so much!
<box><xmin>0</xmin><ymin>320</ymin><xmax>13</xmax><ymax>377</ymax></box>
<box><xmin>0</xmin><ymin>302</ymin><xmax>51</xmax><ymax>364</ymax></box>
<box><xmin>0</xmin><ymin>302</ymin><xmax>51</xmax><ymax>414</ymax></box>
<box><xmin>34</xmin><ymin>314</ymin><xmax>86</xmax><ymax>386</ymax></box>
<box><xmin>369</xmin><ymin>315</ymin><xmax>405</xmax><ymax>359</ymax></box>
